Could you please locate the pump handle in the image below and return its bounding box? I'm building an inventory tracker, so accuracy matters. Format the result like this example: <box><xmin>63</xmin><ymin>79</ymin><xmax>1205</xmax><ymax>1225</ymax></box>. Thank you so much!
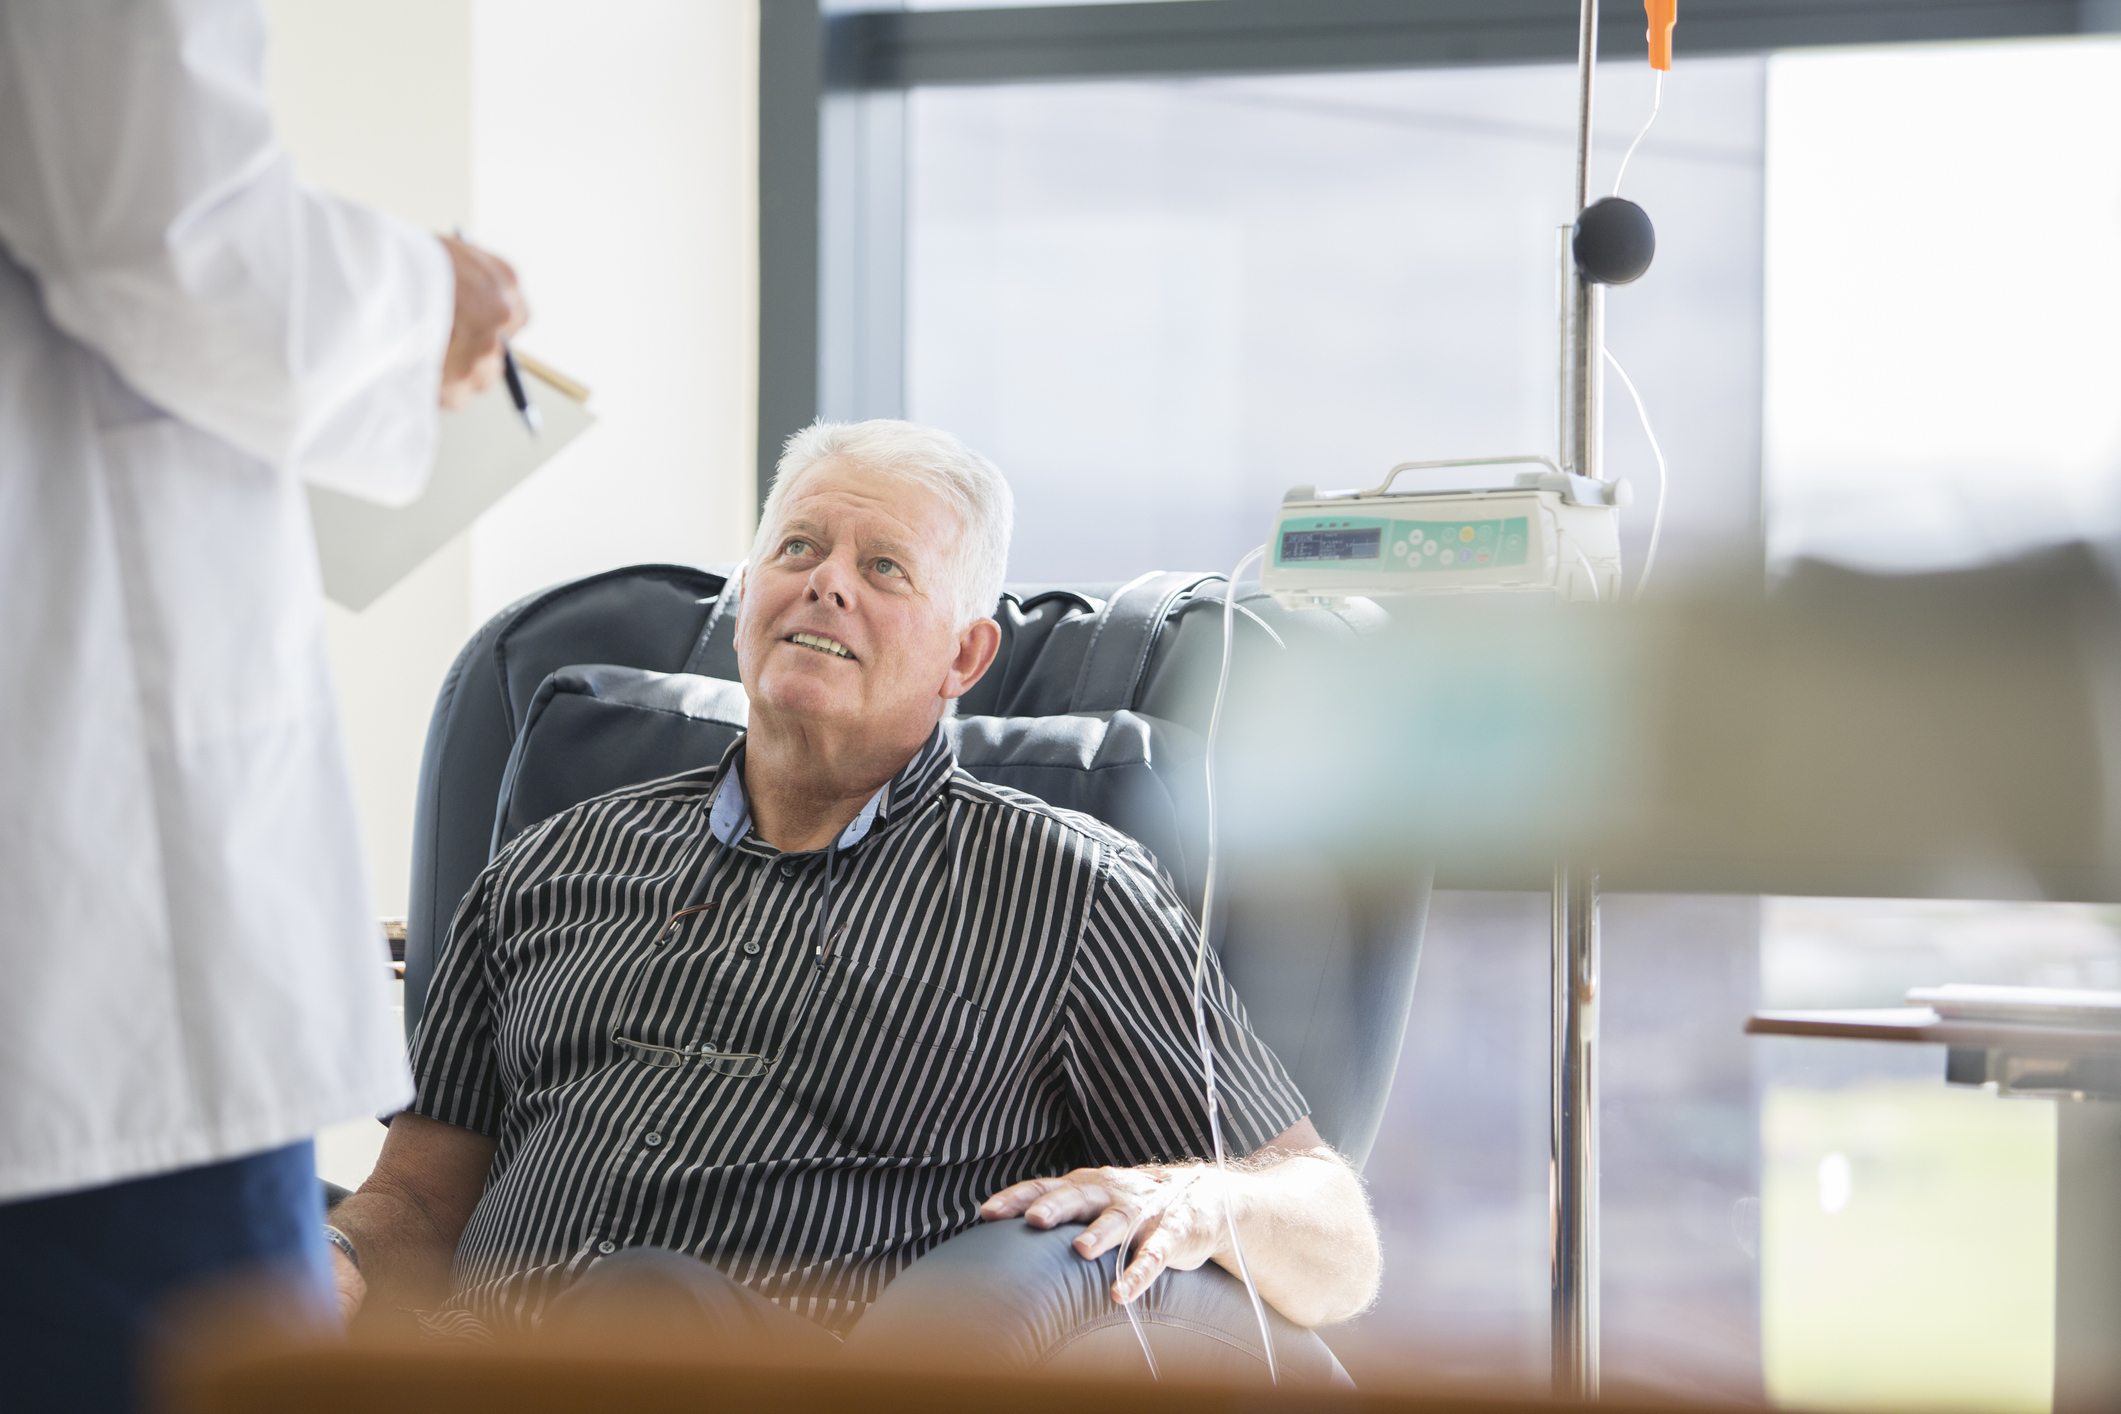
<box><xmin>1362</xmin><ymin>454</ymin><xmax>1565</xmax><ymax>499</ymax></box>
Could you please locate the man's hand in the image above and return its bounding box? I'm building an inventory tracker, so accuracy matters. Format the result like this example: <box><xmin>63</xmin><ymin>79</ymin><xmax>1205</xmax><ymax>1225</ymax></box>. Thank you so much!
<box><xmin>981</xmin><ymin>1164</ymin><xmax>1228</xmax><ymax>1305</ymax></box>
<box><xmin>437</xmin><ymin>234</ymin><xmax>528</xmax><ymax>410</ymax></box>
<box><xmin>978</xmin><ymin>1118</ymin><xmax>1381</xmax><ymax>1327</ymax></box>
<box><xmin>328</xmin><ymin>1242</ymin><xmax>367</xmax><ymax>1323</ymax></box>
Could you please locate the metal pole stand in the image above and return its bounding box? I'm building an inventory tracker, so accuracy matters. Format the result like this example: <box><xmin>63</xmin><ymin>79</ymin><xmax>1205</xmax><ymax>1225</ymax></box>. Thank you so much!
<box><xmin>1552</xmin><ymin>865</ymin><xmax>1601</xmax><ymax>1397</ymax></box>
<box><xmin>1555</xmin><ymin>0</ymin><xmax>1602</xmax><ymax>1397</ymax></box>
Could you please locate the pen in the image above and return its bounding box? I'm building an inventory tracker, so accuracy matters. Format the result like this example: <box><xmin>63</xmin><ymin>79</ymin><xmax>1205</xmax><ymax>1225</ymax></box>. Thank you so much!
<box><xmin>501</xmin><ymin>345</ymin><xmax>541</xmax><ymax>435</ymax></box>
<box><xmin>453</xmin><ymin>227</ymin><xmax>539</xmax><ymax>435</ymax></box>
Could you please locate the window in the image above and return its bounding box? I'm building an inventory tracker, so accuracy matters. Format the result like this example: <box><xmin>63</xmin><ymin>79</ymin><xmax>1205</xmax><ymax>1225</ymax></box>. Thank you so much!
<box><xmin>906</xmin><ymin>61</ymin><xmax>1764</xmax><ymax>585</ymax></box>
<box><xmin>1767</xmin><ymin>38</ymin><xmax>2121</xmax><ymax>573</ymax></box>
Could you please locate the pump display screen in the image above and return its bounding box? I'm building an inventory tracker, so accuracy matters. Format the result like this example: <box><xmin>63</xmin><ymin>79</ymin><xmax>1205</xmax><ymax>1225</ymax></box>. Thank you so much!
<box><xmin>1280</xmin><ymin>527</ymin><xmax>1381</xmax><ymax>562</ymax></box>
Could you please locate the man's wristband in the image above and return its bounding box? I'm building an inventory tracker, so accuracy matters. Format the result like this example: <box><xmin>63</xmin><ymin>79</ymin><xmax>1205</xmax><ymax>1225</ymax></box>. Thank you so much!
<box><xmin>323</xmin><ymin>1224</ymin><xmax>360</xmax><ymax>1271</ymax></box>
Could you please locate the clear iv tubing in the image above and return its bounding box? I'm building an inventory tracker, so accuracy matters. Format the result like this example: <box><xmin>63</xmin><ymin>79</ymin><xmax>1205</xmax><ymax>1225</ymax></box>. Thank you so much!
<box><xmin>1186</xmin><ymin>541</ymin><xmax>1279</xmax><ymax>1385</ymax></box>
<box><xmin>1594</xmin><ymin>74</ymin><xmax>1666</xmax><ymax>600</ymax></box>
<box><xmin>1611</xmin><ymin>69</ymin><xmax>1662</xmax><ymax>199</ymax></box>
<box><xmin>1118</xmin><ymin>1219</ymin><xmax>1161</xmax><ymax>1379</ymax></box>
<box><xmin>1603</xmin><ymin>347</ymin><xmax>1668</xmax><ymax>599</ymax></box>
<box><xmin>1563</xmin><ymin>534</ymin><xmax>1603</xmax><ymax>605</ymax></box>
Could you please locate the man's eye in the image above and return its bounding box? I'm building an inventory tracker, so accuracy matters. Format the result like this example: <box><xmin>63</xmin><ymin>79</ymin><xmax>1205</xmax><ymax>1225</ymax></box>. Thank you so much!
<box><xmin>873</xmin><ymin>558</ymin><xmax>904</xmax><ymax>578</ymax></box>
<box><xmin>783</xmin><ymin>537</ymin><xmax>815</xmax><ymax>558</ymax></box>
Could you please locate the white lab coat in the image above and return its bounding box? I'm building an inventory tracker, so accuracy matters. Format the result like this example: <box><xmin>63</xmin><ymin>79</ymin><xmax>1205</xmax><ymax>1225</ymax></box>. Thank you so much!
<box><xmin>0</xmin><ymin>0</ymin><xmax>443</xmax><ymax>1202</ymax></box>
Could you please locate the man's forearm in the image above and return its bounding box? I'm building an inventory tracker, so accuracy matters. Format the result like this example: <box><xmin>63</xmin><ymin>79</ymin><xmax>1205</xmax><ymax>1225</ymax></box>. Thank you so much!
<box><xmin>329</xmin><ymin>1183</ymin><xmax>462</xmax><ymax>1311</ymax></box>
<box><xmin>1203</xmin><ymin>1149</ymin><xmax>1380</xmax><ymax>1327</ymax></box>
<box><xmin>326</xmin><ymin>1112</ymin><xmax>498</xmax><ymax>1314</ymax></box>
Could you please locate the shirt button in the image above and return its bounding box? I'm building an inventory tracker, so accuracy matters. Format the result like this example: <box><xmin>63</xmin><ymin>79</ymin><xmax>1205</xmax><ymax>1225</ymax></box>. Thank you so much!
<box><xmin>741</xmin><ymin>941</ymin><xmax>761</xmax><ymax>956</ymax></box>
<box><xmin>596</xmin><ymin>1240</ymin><xmax>617</xmax><ymax>1255</ymax></box>
<box><xmin>778</xmin><ymin>859</ymin><xmax>799</xmax><ymax>879</ymax></box>
<box><xmin>643</xmin><ymin>1132</ymin><xmax>663</xmax><ymax>1147</ymax></box>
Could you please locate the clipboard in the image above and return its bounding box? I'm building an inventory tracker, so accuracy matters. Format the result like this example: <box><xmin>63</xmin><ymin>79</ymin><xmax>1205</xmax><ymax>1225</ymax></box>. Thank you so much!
<box><xmin>309</xmin><ymin>351</ymin><xmax>595</xmax><ymax>611</ymax></box>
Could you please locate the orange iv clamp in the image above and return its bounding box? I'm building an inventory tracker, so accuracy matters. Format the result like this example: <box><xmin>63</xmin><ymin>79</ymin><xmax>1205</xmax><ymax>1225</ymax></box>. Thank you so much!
<box><xmin>1645</xmin><ymin>0</ymin><xmax>1675</xmax><ymax>70</ymax></box>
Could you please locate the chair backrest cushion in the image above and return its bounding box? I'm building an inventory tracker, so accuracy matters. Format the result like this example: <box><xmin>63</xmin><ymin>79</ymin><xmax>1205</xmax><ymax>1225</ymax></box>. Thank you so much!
<box><xmin>405</xmin><ymin>565</ymin><xmax>727</xmax><ymax>1028</ymax></box>
<box><xmin>493</xmin><ymin>665</ymin><xmax>1209</xmax><ymax>916</ymax></box>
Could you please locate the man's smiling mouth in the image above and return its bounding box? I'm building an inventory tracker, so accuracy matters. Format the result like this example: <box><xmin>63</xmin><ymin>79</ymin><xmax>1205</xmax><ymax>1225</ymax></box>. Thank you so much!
<box><xmin>788</xmin><ymin>631</ymin><xmax>855</xmax><ymax>661</ymax></box>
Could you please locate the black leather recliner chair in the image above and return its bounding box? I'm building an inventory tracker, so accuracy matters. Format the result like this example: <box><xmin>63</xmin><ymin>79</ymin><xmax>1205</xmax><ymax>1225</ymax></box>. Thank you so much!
<box><xmin>405</xmin><ymin>564</ymin><xmax>1429</xmax><ymax>1169</ymax></box>
<box><xmin>396</xmin><ymin>563</ymin><xmax>1429</xmax><ymax>1381</ymax></box>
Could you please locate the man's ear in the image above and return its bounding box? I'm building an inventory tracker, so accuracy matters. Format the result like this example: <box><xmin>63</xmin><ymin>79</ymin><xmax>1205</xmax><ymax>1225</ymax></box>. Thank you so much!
<box><xmin>942</xmin><ymin>617</ymin><xmax>1002</xmax><ymax>703</ymax></box>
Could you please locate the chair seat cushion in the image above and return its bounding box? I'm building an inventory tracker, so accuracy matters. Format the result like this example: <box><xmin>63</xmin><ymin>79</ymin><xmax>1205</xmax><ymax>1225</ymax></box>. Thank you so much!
<box><xmin>492</xmin><ymin>666</ymin><xmax>1208</xmax><ymax>913</ymax></box>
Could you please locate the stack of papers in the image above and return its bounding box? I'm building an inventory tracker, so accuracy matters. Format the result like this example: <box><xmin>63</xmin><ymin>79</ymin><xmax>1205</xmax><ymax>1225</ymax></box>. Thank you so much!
<box><xmin>1904</xmin><ymin>984</ymin><xmax>2121</xmax><ymax>1029</ymax></box>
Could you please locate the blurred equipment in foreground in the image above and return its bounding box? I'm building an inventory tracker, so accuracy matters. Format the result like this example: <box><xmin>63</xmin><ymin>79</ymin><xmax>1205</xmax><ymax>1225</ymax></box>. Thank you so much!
<box><xmin>1223</xmin><ymin>543</ymin><xmax>2121</xmax><ymax>905</ymax></box>
<box><xmin>1218</xmin><ymin>536</ymin><xmax>2121</xmax><ymax>1404</ymax></box>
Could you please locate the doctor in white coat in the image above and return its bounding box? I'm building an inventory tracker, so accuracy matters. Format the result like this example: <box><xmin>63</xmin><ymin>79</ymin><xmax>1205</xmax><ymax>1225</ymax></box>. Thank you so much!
<box><xmin>0</xmin><ymin>2</ymin><xmax>524</xmax><ymax>1407</ymax></box>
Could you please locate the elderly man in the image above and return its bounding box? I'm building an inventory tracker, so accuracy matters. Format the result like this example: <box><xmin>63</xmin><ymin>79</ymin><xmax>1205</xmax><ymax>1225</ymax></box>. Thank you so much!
<box><xmin>328</xmin><ymin>420</ymin><xmax>1379</xmax><ymax>1373</ymax></box>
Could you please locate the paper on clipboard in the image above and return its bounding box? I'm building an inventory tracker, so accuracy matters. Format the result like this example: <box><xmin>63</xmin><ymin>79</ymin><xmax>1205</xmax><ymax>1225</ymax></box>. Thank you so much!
<box><xmin>309</xmin><ymin>353</ymin><xmax>594</xmax><ymax>611</ymax></box>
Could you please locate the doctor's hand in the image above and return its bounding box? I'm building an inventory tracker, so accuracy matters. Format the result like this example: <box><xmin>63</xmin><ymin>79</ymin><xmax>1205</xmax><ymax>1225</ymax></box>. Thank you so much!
<box><xmin>980</xmin><ymin>1164</ymin><xmax>1228</xmax><ymax>1305</ymax></box>
<box><xmin>437</xmin><ymin>234</ymin><xmax>529</xmax><ymax>410</ymax></box>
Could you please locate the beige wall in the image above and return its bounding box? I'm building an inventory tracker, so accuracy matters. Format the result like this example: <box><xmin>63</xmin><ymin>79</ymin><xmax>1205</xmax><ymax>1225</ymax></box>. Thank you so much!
<box><xmin>262</xmin><ymin>0</ymin><xmax>477</xmax><ymax>923</ymax></box>
<box><xmin>467</xmin><ymin>0</ymin><xmax>761</xmax><ymax>624</ymax></box>
<box><xmin>262</xmin><ymin>1</ymin><xmax>759</xmax><ymax>920</ymax></box>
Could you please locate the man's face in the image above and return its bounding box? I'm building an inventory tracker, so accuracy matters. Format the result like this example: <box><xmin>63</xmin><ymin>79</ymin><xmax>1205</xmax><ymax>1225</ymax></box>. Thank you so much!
<box><xmin>737</xmin><ymin>457</ymin><xmax>994</xmax><ymax>743</ymax></box>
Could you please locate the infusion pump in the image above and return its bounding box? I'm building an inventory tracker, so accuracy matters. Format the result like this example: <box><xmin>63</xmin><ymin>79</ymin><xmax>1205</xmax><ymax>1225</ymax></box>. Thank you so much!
<box><xmin>1261</xmin><ymin>466</ymin><xmax>1629</xmax><ymax>610</ymax></box>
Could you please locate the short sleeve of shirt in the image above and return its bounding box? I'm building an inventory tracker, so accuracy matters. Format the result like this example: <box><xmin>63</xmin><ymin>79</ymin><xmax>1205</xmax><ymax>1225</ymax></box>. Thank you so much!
<box><xmin>408</xmin><ymin>859</ymin><xmax>507</xmax><ymax>1137</ymax></box>
<box><xmin>1060</xmin><ymin>838</ymin><xmax>1309</xmax><ymax>1165</ymax></box>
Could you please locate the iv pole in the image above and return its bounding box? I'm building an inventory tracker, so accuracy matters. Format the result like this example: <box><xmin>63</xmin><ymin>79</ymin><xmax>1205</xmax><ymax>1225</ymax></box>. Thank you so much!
<box><xmin>1554</xmin><ymin>0</ymin><xmax>1604</xmax><ymax>1397</ymax></box>
<box><xmin>1553</xmin><ymin>0</ymin><xmax>1668</xmax><ymax>1396</ymax></box>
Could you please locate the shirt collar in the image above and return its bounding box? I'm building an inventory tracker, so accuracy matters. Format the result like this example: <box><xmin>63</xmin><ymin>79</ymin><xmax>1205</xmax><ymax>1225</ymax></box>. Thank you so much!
<box><xmin>706</xmin><ymin>725</ymin><xmax>957</xmax><ymax>853</ymax></box>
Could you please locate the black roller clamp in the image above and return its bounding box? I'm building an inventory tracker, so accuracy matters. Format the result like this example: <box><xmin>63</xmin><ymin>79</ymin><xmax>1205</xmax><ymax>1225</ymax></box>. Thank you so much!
<box><xmin>1573</xmin><ymin>196</ymin><xmax>1656</xmax><ymax>285</ymax></box>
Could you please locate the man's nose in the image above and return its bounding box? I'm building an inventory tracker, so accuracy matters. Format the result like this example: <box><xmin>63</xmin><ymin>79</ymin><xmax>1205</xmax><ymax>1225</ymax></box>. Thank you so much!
<box><xmin>806</xmin><ymin>552</ymin><xmax>855</xmax><ymax>609</ymax></box>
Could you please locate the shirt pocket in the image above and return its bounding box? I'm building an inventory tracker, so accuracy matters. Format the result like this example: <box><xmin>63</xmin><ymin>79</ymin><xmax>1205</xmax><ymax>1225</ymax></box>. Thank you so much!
<box><xmin>776</xmin><ymin>958</ymin><xmax>986</xmax><ymax>1157</ymax></box>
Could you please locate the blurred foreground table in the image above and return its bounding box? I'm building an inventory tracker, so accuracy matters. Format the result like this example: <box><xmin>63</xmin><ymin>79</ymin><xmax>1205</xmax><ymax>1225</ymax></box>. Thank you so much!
<box><xmin>1749</xmin><ymin>987</ymin><xmax>2121</xmax><ymax>1414</ymax></box>
<box><xmin>155</xmin><ymin>1335</ymin><xmax>1788</xmax><ymax>1414</ymax></box>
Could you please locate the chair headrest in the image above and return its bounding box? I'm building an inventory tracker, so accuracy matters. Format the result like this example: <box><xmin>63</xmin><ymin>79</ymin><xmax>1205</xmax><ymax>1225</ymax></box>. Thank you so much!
<box><xmin>685</xmin><ymin>571</ymin><xmax>1246</xmax><ymax>723</ymax></box>
<box><xmin>493</xmin><ymin>666</ymin><xmax>1208</xmax><ymax>915</ymax></box>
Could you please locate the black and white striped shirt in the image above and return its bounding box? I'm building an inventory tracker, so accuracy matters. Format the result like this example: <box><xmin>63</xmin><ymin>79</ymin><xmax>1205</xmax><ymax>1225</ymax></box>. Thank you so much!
<box><xmin>411</xmin><ymin>725</ymin><xmax>1307</xmax><ymax>1335</ymax></box>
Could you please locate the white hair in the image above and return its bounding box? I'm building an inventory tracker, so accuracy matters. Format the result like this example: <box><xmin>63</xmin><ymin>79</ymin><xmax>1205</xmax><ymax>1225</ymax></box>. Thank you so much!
<box><xmin>749</xmin><ymin>419</ymin><xmax>1015</xmax><ymax>630</ymax></box>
